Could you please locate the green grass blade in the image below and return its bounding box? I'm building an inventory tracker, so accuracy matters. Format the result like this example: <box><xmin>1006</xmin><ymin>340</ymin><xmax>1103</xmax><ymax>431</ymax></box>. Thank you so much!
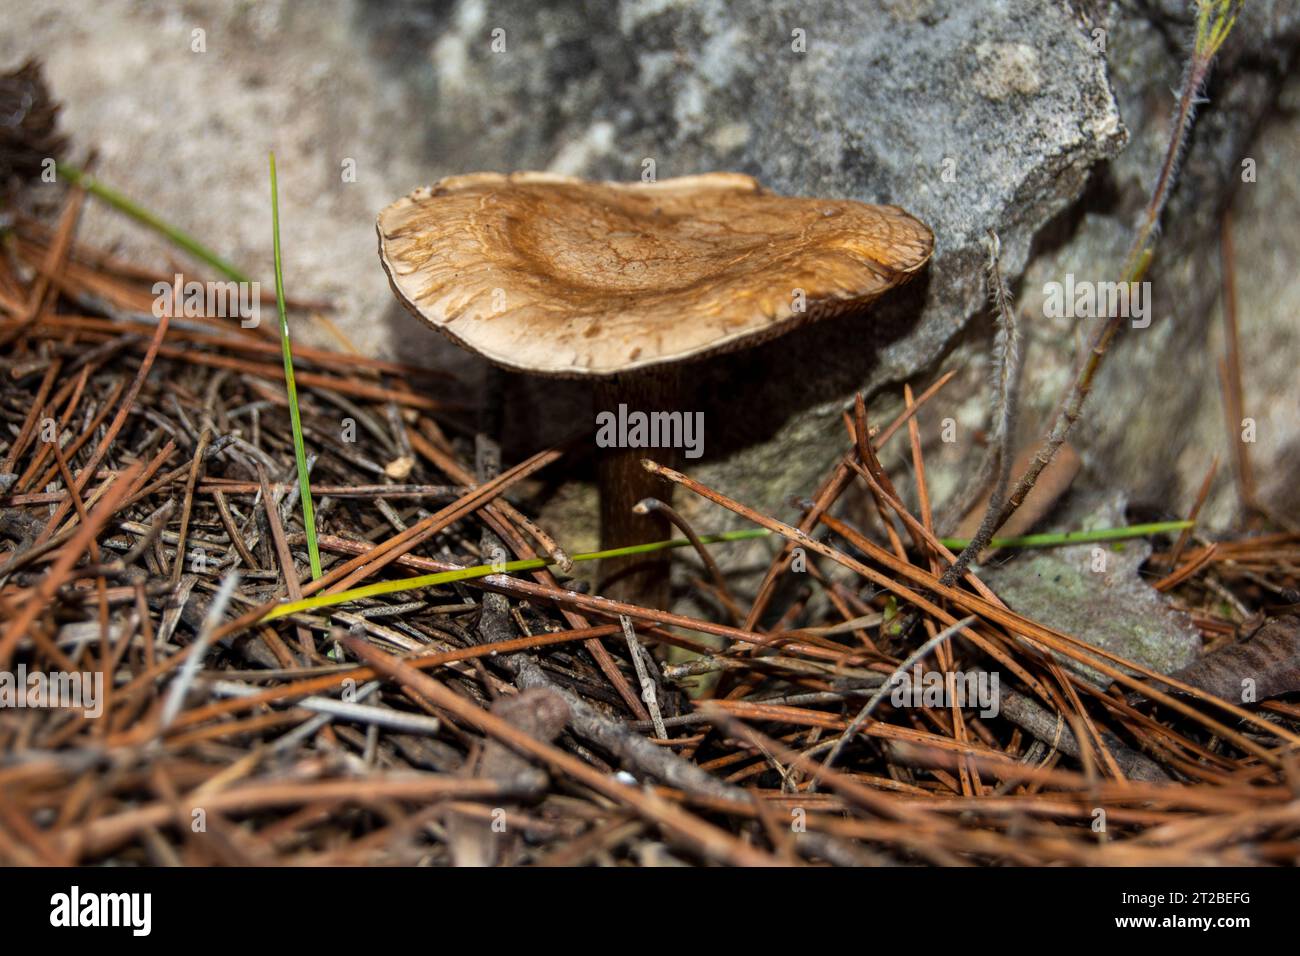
<box><xmin>939</xmin><ymin>520</ymin><xmax>1193</xmax><ymax>552</ymax></box>
<box><xmin>55</xmin><ymin>162</ymin><xmax>251</xmax><ymax>283</ymax></box>
<box><xmin>268</xmin><ymin>153</ymin><xmax>322</xmax><ymax>580</ymax></box>
<box><xmin>261</xmin><ymin>517</ymin><xmax>1194</xmax><ymax>622</ymax></box>
<box><xmin>262</xmin><ymin>528</ymin><xmax>770</xmax><ymax>621</ymax></box>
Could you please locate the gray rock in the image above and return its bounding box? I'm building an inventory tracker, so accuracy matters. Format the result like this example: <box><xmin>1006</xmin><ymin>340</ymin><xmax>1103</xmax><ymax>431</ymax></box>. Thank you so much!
<box><xmin>980</xmin><ymin>495</ymin><xmax>1202</xmax><ymax>686</ymax></box>
<box><xmin>381</xmin><ymin>0</ymin><xmax>1127</xmax><ymax>543</ymax></box>
<box><xmin>1003</xmin><ymin>2</ymin><xmax>1300</xmax><ymax>533</ymax></box>
<box><xmin>4</xmin><ymin>0</ymin><xmax>1296</xmax><ymax>567</ymax></box>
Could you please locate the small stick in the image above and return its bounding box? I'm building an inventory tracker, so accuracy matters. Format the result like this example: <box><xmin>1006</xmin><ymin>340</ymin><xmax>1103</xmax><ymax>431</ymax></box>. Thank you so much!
<box><xmin>157</xmin><ymin>571</ymin><xmax>239</xmax><ymax>733</ymax></box>
<box><xmin>210</xmin><ymin>679</ymin><xmax>440</xmax><ymax>736</ymax></box>
<box><xmin>621</xmin><ymin>616</ymin><xmax>667</xmax><ymax>740</ymax></box>
<box><xmin>343</xmin><ymin>635</ymin><xmax>776</xmax><ymax>866</ymax></box>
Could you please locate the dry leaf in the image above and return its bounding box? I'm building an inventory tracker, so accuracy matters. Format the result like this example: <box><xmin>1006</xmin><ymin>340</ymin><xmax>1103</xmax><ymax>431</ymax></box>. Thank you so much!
<box><xmin>1155</xmin><ymin>616</ymin><xmax>1300</xmax><ymax>705</ymax></box>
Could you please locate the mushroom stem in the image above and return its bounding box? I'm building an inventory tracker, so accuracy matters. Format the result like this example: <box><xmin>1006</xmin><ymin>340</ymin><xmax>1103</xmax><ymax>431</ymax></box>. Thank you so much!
<box><xmin>594</xmin><ymin>368</ymin><xmax>681</xmax><ymax>609</ymax></box>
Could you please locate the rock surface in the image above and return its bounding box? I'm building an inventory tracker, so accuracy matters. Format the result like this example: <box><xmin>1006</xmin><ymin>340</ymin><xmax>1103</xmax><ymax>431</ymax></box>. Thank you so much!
<box><xmin>980</xmin><ymin>495</ymin><xmax>1202</xmax><ymax>687</ymax></box>
<box><xmin>3</xmin><ymin>0</ymin><xmax>1296</xmax><ymax>565</ymax></box>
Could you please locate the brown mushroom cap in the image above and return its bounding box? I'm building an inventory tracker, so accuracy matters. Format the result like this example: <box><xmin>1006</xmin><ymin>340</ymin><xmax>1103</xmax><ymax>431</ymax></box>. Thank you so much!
<box><xmin>377</xmin><ymin>172</ymin><xmax>933</xmax><ymax>378</ymax></box>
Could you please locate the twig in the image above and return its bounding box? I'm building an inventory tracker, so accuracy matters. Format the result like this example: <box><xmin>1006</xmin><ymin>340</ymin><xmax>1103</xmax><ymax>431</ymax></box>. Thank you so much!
<box><xmin>992</xmin><ymin>3</ymin><xmax>1242</xmax><ymax>534</ymax></box>
<box><xmin>621</xmin><ymin>615</ymin><xmax>667</xmax><ymax>740</ymax></box>
<box><xmin>342</xmin><ymin>635</ymin><xmax>775</xmax><ymax>866</ymax></box>
<box><xmin>157</xmin><ymin>571</ymin><xmax>239</xmax><ymax>733</ymax></box>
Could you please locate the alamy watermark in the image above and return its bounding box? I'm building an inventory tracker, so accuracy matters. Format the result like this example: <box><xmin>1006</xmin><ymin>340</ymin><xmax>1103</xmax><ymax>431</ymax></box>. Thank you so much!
<box><xmin>152</xmin><ymin>273</ymin><xmax>261</xmax><ymax>328</ymax></box>
<box><xmin>50</xmin><ymin>886</ymin><xmax>151</xmax><ymax>936</ymax></box>
<box><xmin>595</xmin><ymin>403</ymin><xmax>704</xmax><ymax>459</ymax></box>
<box><xmin>1043</xmin><ymin>274</ymin><xmax>1151</xmax><ymax>329</ymax></box>
<box><xmin>889</xmin><ymin>667</ymin><xmax>1000</xmax><ymax>719</ymax></box>
<box><xmin>0</xmin><ymin>665</ymin><xmax>103</xmax><ymax>718</ymax></box>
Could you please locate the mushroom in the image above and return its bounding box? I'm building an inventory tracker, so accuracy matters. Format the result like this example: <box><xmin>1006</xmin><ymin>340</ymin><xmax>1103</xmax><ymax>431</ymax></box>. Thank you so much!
<box><xmin>377</xmin><ymin>172</ymin><xmax>932</xmax><ymax>607</ymax></box>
